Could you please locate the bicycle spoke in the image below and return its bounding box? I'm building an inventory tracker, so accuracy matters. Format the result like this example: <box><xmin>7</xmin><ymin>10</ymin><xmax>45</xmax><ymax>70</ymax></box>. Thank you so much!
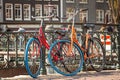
<box><xmin>88</xmin><ymin>38</ymin><xmax>105</xmax><ymax>72</ymax></box>
<box><xmin>48</xmin><ymin>40</ymin><xmax>83</xmax><ymax>76</ymax></box>
<box><xmin>25</xmin><ymin>38</ymin><xmax>42</xmax><ymax>78</ymax></box>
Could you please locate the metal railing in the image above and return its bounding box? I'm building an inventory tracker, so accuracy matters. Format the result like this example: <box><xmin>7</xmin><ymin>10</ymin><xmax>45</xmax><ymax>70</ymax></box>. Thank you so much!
<box><xmin>0</xmin><ymin>22</ymin><xmax>120</xmax><ymax>71</ymax></box>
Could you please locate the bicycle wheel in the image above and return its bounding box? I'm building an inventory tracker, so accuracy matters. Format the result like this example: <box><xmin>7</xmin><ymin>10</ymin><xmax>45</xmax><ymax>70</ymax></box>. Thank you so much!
<box><xmin>48</xmin><ymin>40</ymin><xmax>83</xmax><ymax>76</ymax></box>
<box><xmin>24</xmin><ymin>37</ymin><xmax>42</xmax><ymax>78</ymax></box>
<box><xmin>88</xmin><ymin>37</ymin><xmax>105</xmax><ymax>72</ymax></box>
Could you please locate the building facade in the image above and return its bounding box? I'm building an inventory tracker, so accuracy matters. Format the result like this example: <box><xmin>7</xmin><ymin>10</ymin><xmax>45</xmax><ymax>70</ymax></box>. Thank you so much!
<box><xmin>1</xmin><ymin>0</ymin><xmax>60</xmax><ymax>22</ymax></box>
<box><xmin>0</xmin><ymin>0</ymin><xmax>110</xmax><ymax>28</ymax></box>
<box><xmin>65</xmin><ymin>0</ymin><xmax>110</xmax><ymax>23</ymax></box>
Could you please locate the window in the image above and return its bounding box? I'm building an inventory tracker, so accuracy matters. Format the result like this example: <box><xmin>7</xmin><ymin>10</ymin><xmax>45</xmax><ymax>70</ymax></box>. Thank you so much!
<box><xmin>44</xmin><ymin>5</ymin><xmax>59</xmax><ymax>20</ymax></box>
<box><xmin>23</xmin><ymin>4</ymin><xmax>31</xmax><ymax>20</ymax></box>
<box><xmin>66</xmin><ymin>0</ymin><xmax>74</xmax><ymax>3</ymax></box>
<box><xmin>66</xmin><ymin>8</ymin><xmax>74</xmax><ymax>20</ymax></box>
<box><xmin>79</xmin><ymin>0</ymin><xmax>88</xmax><ymax>4</ymax></box>
<box><xmin>14</xmin><ymin>4</ymin><xmax>22</xmax><ymax>20</ymax></box>
<box><xmin>96</xmin><ymin>0</ymin><xmax>104</xmax><ymax>2</ymax></box>
<box><xmin>35</xmin><ymin>4</ymin><xmax>42</xmax><ymax>20</ymax></box>
<box><xmin>79</xmin><ymin>9</ymin><xmax>88</xmax><ymax>22</ymax></box>
<box><xmin>96</xmin><ymin>10</ymin><xmax>104</xmax><ymax>23</ymax></box>
<box><xmin>44</xmin><ymin>5</ymin><xmax>52</xmax><ymax>16</ymax></box>
<box><xmin>106</xmin><ymin>10</ymin><xmax>112</xmax><ymax>22</ymax></box>
<box><xmin>5</xmin><ymin>3</ymin><xmax>13</xmax><ymax>20</ymax></box>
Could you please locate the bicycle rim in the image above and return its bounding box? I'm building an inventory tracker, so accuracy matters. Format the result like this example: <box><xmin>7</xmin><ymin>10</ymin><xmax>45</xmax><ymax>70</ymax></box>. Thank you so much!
<box><xmin>48</xmin><ymin>40</ymin><xmax>83</xmax><ymax>76</ymax></box>
<box><xmin>88</xmin><ymin>37</ymin><xmax>105</xmax><ymax>72</ymax></box>
<box><xmin>24</xmin><ymin>38</ymin><xmax>42</xmax><ymax>78</ymax></box>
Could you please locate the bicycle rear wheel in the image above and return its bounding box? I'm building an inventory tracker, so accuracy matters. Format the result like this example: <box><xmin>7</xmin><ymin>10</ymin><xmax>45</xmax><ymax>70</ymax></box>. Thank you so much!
<box><xmin>88</xmin><ymin>37</ymin><xmax>105</xmax><ymax>72</ymax></box>
<box><xmin>24</xmin><ymin>37</ymin><xmax>42</xmax><ymax>78</ymax></box>
<box><xmin>48</xmin><ymin>40</ymin><xmax>83</xmax><ymax>76</ymax></box>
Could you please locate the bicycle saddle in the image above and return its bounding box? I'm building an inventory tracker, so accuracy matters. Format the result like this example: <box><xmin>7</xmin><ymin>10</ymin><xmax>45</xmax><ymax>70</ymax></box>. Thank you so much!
<box><xmin>54</xmin><ymin>30</ymin><xmax>66</xmax><ymax>36</ymax></box>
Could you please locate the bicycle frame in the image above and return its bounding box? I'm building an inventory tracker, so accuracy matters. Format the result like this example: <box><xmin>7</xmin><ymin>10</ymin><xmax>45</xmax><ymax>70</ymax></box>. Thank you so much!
<box><xmin>67</xmin><ymin>9</ymin><xmax>99</xmax><ymax>61</ymax></box>
<box><xmin>37</xmin><ymin>25</ymin><xmax>50</xmax><ymax>50</ymax></box>
<box><xmin>70</xmin><ymin>25</ymin><xmax>92</xmax><ymax>60</ymax></box>
<box><xmin>35</xmin><ymin>18</ymin><xmax>65</xmax><ymax>60</ymax></box>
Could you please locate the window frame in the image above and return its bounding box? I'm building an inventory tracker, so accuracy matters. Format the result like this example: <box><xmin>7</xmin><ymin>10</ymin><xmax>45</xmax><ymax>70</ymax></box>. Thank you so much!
<box><xmin>79</xmin><ymin>0</ymin><xmax>88</xmax><ymax>4</ymax></box>
<box><xmin>66</xmin><ymin>0</ymin><xmax>74</xmax><ymax>3</ymax></box>
<box><xmin>79</xmin><ymin>9</ymin><xmax>88</xmax><ymax>22</ymax></box>
<box><xmin>44</xmin><ymin>0</ymin><xmax>50</xmax><ymax>1</ymax></box>
<box><xmin>66</xmin><ymin>7</ymin><xmax>74</xmax><ymax>19</ymax></box>
<box><xmin>96</xmin><ymin>0</ymin><xmax>104</xmax><ymax>3</ymax></box>
<box><xmin>44</xmin><ymin>4</ymin><xmax>59</xmax><ymax>21</ymax></box>
<box><xmin>14</xmin><ymin>4</ymin><xmax>22</xmax><ymax>20</ymax></box>
<box><xmin>23</xmin><ymin>4</ymin><xmax>31</xmax><ymax>21</ymax></box>
<box><xmin>96</xmin><ymin>9</ymin><xmax>104</xmax><ymax>23</ymax></box>
<box><xmin>5</xmin><ymin>3</ymin><xmax>13</xmax><ymax>20</ymax></box>
<box><xmin>106</xmin><ymin>10</ymin><xmax>112</xmax><ymax>22</ymax></box>
<box><xmin>35</xmin><ymin>4</ymin><xmax>42</xmax><ymax>21</ymax></box>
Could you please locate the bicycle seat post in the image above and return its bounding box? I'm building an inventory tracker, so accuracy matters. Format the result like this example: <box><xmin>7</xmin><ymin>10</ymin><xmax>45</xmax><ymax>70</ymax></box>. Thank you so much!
<box><xmin>40</xmin><ymin>18</ymin><xmax>44</xmax><ymax>27</ymax></box>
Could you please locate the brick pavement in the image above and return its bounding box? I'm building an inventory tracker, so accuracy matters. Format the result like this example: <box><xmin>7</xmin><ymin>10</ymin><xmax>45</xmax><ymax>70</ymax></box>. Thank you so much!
<box><xmin>1</xmin><ymin>70</ymin><xmax>120</xmax><ymax>80</ymax></box>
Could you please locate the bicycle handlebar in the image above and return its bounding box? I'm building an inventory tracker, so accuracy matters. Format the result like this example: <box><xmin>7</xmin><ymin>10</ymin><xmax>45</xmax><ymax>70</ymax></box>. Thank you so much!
<box><xmin>66</xmin><ymin>8</ymin><xmax>88</xmax><ymax>22</ymax></box>
<box><xmin>31</xmin><ymin>14</ymin><xmax>55</xmax><ymax>20</ymax></box>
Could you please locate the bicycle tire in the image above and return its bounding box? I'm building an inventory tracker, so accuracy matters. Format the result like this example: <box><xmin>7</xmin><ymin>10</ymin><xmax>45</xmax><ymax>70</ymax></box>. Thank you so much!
<box><xmin>24</xmin><ymin>37</ymin><xmax>42</xmax><ymax>78</ymax></box>
<box><xmin>48</xmin><ymin>39</ymin><xmax>84</xmax><ymax>76</ymax></box>
<box><xmin>87</xmin><ymin>37</ymin><xmax>105</xmax><ymax>72</ymax></box>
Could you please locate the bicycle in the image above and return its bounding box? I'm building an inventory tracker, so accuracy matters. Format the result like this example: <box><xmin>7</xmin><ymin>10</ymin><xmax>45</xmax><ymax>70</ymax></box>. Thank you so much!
<box><xmin>48</xmin><ymin>9</ymin><xmax>105</xmax><ymax>76</ymax></box>
<box><xmin>24</xmin><ymin>4</ymin><xmax>82</xmax><ymax>78</ymax></box>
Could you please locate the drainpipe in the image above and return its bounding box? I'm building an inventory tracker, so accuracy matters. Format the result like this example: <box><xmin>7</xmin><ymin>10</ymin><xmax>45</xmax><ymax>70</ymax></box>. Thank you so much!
<box><xmin>60</xmin><ymin>0</ymin><xmax>66</xmax><ymax>22</ymax></box>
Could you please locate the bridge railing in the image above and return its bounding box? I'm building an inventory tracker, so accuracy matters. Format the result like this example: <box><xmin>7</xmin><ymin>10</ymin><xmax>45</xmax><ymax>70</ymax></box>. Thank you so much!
<box><xmin>0</xmin><ymin>22</ymin><xmax>120</xmax><ymax>71</ymax></box>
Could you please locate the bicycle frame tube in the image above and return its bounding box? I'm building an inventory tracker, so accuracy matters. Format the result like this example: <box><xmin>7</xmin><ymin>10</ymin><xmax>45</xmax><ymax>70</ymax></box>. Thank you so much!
<box><xmin>69</xmin><ymin>25</ymin><xmax>93</xmax><ymax>60</ymax></box>
<box><xmin>38</xmin><ymin>26</ymin><xmax>50</xmax><ymax>50</ymax></box>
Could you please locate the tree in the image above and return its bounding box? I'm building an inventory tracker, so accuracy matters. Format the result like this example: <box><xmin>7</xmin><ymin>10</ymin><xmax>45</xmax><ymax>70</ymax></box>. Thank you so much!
<box><xmin>108</xmin><ymin>0</ymin><xmax>120</xmax><ymax>24</ymax></box>
<box><xmin>108</xmin><ymin>0</ymin><xmax>120</xmax><ymax>69</ymax></box>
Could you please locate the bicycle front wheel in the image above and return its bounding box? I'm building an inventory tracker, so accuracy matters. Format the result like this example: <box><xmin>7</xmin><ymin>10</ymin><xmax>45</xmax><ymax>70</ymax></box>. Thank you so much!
<box><xmin>48</xmin><ymin>40</ymin><xmax>84</xmax><ymax>76</ymax></box>
<box><xmin>88</xmin><ymin>37</ymin><xmax>105</xmax><ymax>72</ymax></box>
<box><xmin>24</xmin><ymin>37</ymin><xmax>42</xmax><ymax>78</ymax></box>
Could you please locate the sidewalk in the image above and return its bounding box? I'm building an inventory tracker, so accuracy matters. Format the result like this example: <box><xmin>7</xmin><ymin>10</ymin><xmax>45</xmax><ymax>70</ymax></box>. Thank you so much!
<box><xmin>1</xmin><ymin>70</ymin><xmax>120</xmax><ymax>80</ymax></box>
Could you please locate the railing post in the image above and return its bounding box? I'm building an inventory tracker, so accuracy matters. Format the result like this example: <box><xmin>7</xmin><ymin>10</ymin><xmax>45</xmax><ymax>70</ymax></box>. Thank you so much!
<box><xmin>7</xmin><ymin>33</ymin><xmax>10</xmax><ymax>68</ymax></box>
<box><xmin>41</xmin><ymin>23</ymin><xmax>47</xmax><ymax>75</ymax></box>
<box><xmin>15</xmin><ymin>33</ymin><xmax>18</xmax><ymax>67</ymax></box>
<box><xmin>117</xmin><ymin>25</ymin><xmax>120</xmax><ymax>69</ymax></box>
<box><xmin>41</xmin><ymin>46</ymin><xmax>47</xmax><ymax>75</ymax></box>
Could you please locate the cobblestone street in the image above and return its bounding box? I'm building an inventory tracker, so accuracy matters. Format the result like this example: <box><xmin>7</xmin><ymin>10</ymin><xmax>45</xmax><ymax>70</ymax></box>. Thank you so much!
<box><xmin>1</xmin><ymin>70</ymin><xmax>120</xmax><ymax>80</ymax></box>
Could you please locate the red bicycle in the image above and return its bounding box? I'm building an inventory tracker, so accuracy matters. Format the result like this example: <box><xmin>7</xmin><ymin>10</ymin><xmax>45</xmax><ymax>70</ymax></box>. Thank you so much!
<box><xmin>24</xmin><ymin>16</ymin><xmax>59</xmax><ymax>78</ymax></box>
<box><xmin>24</xmin><ymin>4</ymin><xmax>84</xmax><ymax>78</ymax></box>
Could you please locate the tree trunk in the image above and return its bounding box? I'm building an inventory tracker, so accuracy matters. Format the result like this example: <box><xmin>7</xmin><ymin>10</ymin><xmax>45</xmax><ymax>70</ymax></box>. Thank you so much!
<box><xmin>108</xmin><ymin>0</ymin><xmax>120</xmax><ymax>69</ymax></box>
